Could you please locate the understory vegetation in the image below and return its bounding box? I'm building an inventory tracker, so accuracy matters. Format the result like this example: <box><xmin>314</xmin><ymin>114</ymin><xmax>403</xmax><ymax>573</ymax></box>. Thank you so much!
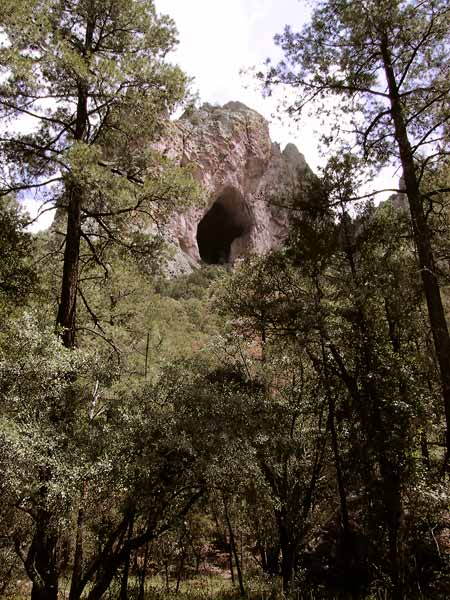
<box><xmin>1</xmin><ymin>0</ymin><xmax>450</xmax><ymax>599</ymax></box>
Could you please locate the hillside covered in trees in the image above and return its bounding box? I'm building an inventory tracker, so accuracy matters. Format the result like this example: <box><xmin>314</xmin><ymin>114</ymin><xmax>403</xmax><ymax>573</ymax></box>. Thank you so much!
<box><xmin>1</xmin><ymin>1</ymin><xmax>450</xmax><ymax>599</ymax></box>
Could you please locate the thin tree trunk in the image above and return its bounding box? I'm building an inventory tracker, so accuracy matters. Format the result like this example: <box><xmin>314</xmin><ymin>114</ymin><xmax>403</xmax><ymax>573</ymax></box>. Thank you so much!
<box><xmin>421</xmin><ymin>431</ymin><xmax>431</xmax><ymax>468</ymax></box>
<box><xmin>319</xmin><ymin>331</ymin><xmax>351</xmax><ymax>545</ymax></box>
<box><xmin>70</xmin><ymin>382</ymin><xmax>99</xmax><ymax>600</ymax></box>
<box><xmin>164</xmin><ymin>561</ymin><xmax>170</xmax><ymax>593</ymax></box>
<box><xmin>223</xmin><ymin>497</ymin><xmax>245</xmax><ymax>596</ymax></box>
<box><xmin>277</xmin><ymin>515</ymin><xmax>294</xmax><ymax>593</ymax></box>
<box><xmin>225</xmin><ymin>529</ymin><xmax>235</xmax><ymax>584</ymax></box>
<box><xmin>69</xmin><ymin>490</ymin><xmax>86</xmax><ymax>600</ymax></box>
<box><xmin>144</xmin><ymin>331</ymin><xmax>150</xmax><ymax>378</ymax></box>
<box><xmin>175</xmin><ymin>549</ymin><xmax>186</xmax><ymax>593</ymax></box>
<box><xmin>84</xmin><ymin>490</ymin><xmax>203</xmax><ymax>600</ymax></box>
<box><xmin>120</xmin><ymin>514</ymin><xmax>135</xmax><ymax>600</ymax></box>
<box><xmin>137</xmin><ymin>541</ymin><xmax>150</xmax><ymax>600</ymax></box>
<box><xmin>381</xmin><ymin>36</ymin><xmax>450</xmax><ymax>467</ymax></box>
<box><xmin>257</xmin><ymin>541</ymin><xmax>267</xmax><ymax>573</ymax></box>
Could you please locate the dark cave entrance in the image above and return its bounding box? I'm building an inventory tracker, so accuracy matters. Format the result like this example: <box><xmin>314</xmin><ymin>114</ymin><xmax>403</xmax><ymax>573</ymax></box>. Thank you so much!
<box><xmin>196</xmin><ymin>187</ymin><xmax>252</xmax><ymax>264</ymax></box>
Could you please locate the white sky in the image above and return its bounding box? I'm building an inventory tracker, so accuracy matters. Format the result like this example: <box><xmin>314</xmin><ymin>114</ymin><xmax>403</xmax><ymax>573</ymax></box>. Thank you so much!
<box><xmin>154</xmin><ymin>0</ymin><xmax>397</xmax><ymax>196</ymax></box>
<box><xmin>155</xmin><ymin>0</ymin><xmax>321</xmax><ymax>165</ymax></box>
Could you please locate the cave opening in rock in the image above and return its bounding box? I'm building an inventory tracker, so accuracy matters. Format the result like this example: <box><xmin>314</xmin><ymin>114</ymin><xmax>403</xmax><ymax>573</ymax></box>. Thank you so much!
<box><xmin>196</xmin><ymin>187</ymin><xmax>252</xmax><ymax>264</ymax></box>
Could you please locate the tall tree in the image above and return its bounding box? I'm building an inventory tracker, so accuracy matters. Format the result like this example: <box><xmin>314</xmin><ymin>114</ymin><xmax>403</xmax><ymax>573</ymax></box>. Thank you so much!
<box><xmin>0</xmin><ymin>0</ymin><xmax>195</xmax><ymax>348</ymax></box>
<box><xmin>216</xmin><ymin>188</ymin><xmax>438</xmax><ymax>596</ymax></box>
<box><xmin>264</xmin><ymin>0</ymin><xmax>450</xmax><ymax>461</ymax></box>
<box><xmin>0</xmin><ymin>3</ymin><xmax>195</xmax><ymax>598</ymax></box>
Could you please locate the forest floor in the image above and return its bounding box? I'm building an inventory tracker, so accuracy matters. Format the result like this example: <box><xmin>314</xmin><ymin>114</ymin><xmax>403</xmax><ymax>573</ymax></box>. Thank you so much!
<box><xmin>12</xmin><ymin>572</ymin><xmax>275</xmax><ymax>600</ymax></box>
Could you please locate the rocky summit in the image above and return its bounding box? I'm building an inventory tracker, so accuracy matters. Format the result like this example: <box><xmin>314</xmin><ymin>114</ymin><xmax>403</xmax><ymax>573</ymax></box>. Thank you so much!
<box><xmin>157</xmin><ymin>101</ymin><xmax>314</xmax><ymax>273</ymax></box>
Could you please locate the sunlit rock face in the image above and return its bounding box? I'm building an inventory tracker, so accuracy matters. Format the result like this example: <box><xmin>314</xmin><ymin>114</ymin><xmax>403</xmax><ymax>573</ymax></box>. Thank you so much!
<box><xmin>157</xmin><ymin>101</ymin><xmax>314</xmax><ymax>274</ymax></box>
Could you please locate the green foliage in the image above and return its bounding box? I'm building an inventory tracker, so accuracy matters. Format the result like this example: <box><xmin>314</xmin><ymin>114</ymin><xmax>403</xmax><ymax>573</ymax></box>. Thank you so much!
<box><xmin>0</xmin><ymin>198</ymin><xmax>37</xmax><ymax>307</ymax></box>
<box><xmin>265</xmin><ymin>0</ymin><xmax>449</xmax><ymax>169</ymax></box>
<box><xmin>0</xmin><ymin>0</ymin><xmax>196</xmax><ymax>209</ymax></box>
<box><xmin>155</xmin><ymin>266</ymin><xmax>225</xmax><ymax>301</ymax></box>
<box><xmin>1</xmin><ymin>2</ymin><xmax>450</xmax><ymax>598</ymax></box>
<box><xmin>0</xmin><ymin>313</ymin><xmax>84</xmax><ymax>595</ymax></box>
<box><xmin>265</xmin><ymin>3</ymin><xmax>450</xmax><ymax>470</ymax></box>
<box><xmin>212</xmin><ymin>153</ymin><xmax>450</xmax><ymax>597</ymax></box>
<box><xmin>0</xmin><ymin>0</ymin><xmax>203</xmax><ymax>349</ymax></box>
<box><xmin>0</xmin><ymin>313</ymin><xmax>114</xmax><ymax>514</ymax></box>
<box><xmin>0</xmin><ymin>309</ymin><xmax>211</xmax><ymax>598</ymax></box>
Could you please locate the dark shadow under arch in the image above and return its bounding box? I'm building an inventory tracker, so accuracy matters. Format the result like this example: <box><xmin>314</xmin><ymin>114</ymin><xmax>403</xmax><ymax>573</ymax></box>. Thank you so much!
<box><xmin>196</xmin><ymin>187</ymin><xmax>252</xmax><ymax>264</ymax></box>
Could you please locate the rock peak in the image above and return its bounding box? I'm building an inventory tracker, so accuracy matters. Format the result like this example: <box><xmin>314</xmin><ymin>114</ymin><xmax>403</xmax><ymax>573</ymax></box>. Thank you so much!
<box><xmin>221</xmin><ymin>100</ymin><xmax>257</xmax><ymax>113</ymax></box>
<box><xmin>196</xmin><ymin>100</ymin><xmax>261</xmax><ymax>115</ymax></box>
<box><xmin>158</xmin><ymin>102</ymin><xmax>315</xmax><ymax>274</ymax></box>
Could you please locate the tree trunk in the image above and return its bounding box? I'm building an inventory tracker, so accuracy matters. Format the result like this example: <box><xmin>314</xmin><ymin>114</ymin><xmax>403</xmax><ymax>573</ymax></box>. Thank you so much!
<box><xmin>420</xmin><ymin>431</ymin><xmax>431</xmax><ymax>469</ymax></box>
<box><xmin>164</xmin><ymin>561</ymin><xmax>170</xmax><ymax>593</ymax></box>
<box><xmin>26</xmin><ymin>510</ymin><xmax>59</xmax><ymax>600</ymax></box>
<box><xmin>120</xmin><ymin>515</ymin><xmax>134</xmax><ymax>600</ymax></box>
<box><xmin>69</xmin><ymin>487</ymin><xmax>86</xmax><ymax>600</ymax></box>
<box><xmin>257</xmin><ymin>542</ymin><xmax>267</xmax><ymax>573</ymax></box>
<box><xmin>223</xmin><ymin>497</ymin><xmax>245</xmax><ymax>597</ymax></box>
<box><xmin>175</xmin><ymin>549</ymin><xmax>186</xmax><ymax>593</ymax></box>
<box><xmin>83</xmin><ymin>490</ymin><xmax>203</xmax><ymax>600</ymax></box>
<box><xmin>320</xmin><ymin>330</ymin><xmax>351</xmax><ymax>546</ymax></box>
<box><xmin>56</xmin><ymin>182</ymin><xmax>82</xmax><ymax>348</ymax></box>
<box><xmin>56</xmin><ymin>16</ymin><xmax>94</xmax><ymax>348</ymax></box>
<box><xmin>225</xmin><ymin>529</ymin><xmax>235</xmax><ymax>584</ymax></box>
<box><xmin>266</xmin><ymin>545</ymin><xmax>280</xmax><ymax>575</ymax></box>
<box><xmin>381</xmin><ymin>36</ymin><xmax>450</xmax><ymax>466</ymax></box>
<box><xmin>137</xmin><ymin>542</ymin><xmax>150</xmax><ymax>600</ymax></box>
<box><xmin>87</xmin><ymin>556</ymin><xmax>124</xmax><ymax>600</ymax></box>
<box><xmin>278</xmin><ymin>517</ymin><xmax>294</xmax><ymax>593</ymax></box>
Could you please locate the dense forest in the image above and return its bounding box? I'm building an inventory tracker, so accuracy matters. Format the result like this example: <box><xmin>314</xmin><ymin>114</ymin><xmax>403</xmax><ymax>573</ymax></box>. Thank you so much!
<box><xmin>1</xmin><ymin>0</ymin><xmax>450</xmax><ymax>599</ymax></box>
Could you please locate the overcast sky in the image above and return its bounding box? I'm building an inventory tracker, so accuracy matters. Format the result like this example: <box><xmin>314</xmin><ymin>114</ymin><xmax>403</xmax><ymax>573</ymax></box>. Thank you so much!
<box><xmin>154</xmin><ymin>0</ymin><xmax>396</xmax><ymax>196</ymax></box>
<box><xmin>155</xmin><ymin>0</ymin><xmax>322</xmax><ymax>166</ymax></box>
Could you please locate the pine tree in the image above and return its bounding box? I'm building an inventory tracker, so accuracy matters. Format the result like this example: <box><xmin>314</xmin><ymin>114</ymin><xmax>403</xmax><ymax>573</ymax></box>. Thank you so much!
<box><xmin>265</xmin><ymin>0</ymin><xmax>450</xmax><ymax>463</ymax></box>
<box><xmin>0</xmin><ymin>0</ymin><xmax>196</xmax><ymax>348</ymax></box>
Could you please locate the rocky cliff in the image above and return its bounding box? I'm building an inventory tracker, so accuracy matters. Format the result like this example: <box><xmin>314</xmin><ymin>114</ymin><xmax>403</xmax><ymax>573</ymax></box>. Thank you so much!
<box><xmin>158</xmin><ymin>101</ymin><xmax>314</xmax><ymax>273</ymax></box>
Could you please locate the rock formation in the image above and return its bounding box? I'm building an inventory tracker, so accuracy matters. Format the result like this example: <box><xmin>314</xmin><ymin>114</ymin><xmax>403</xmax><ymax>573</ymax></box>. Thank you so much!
<box><xmin>158</xmin><ymin>101</ymin><xmax>314</xmax><ymax>273</ymax></box>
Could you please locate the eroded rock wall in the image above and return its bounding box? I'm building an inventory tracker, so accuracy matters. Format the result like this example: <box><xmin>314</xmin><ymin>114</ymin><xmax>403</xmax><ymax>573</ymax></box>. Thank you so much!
<box><xmin>158</xmin><ymin>101</ymin><xmax>314</xmax><ymax>273</ymax></box>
